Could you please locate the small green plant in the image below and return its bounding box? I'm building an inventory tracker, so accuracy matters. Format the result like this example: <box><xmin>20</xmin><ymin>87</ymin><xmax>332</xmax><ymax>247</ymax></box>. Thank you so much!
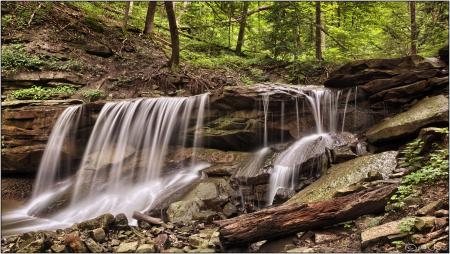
<box><xmin>2</xmin><ymin>45</ymin><xmax>44</xmax><ymax>72</ymax></box>
<box><xmin>398</xmin><ymin>217</ymin><xmax>416</xmax><ymax>233</ymax></box>
<box><xmin>391</xmin><ymin>240</ymin><xmax>405</xmax><ymax>249</ymax></box>
<box><xmin>343</xmin><ymin>223</ymin><xmax>353</xmax><ymax>230</ymax></box>
<box><xmin>399</xmin><ymin>138</ymin><xmax>424</xmax><ymax>169</ymax></box>
<box><xmin>9</xmin><ymin>85</ymin><xmax>76</xmax><ymax>100</ymax></box>
<box><xmin>80</xmin><ymin>89</ymin><xmax>105</xmax><ymax>102</ymax></box>
<box><xmin>389</xmin><ymin>135</ymin><xmax>449</xmax><ymax>209</ymax></box>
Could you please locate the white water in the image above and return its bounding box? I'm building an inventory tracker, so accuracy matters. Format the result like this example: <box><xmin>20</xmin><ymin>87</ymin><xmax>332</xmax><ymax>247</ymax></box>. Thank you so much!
<box><xmin>32</xmin><ymin>105</ymin><xmax>82</xmax><ymax>198</ymax></box>
<box><xmin>262</xmin><ymin>94</ymin><xmax>270</xmax><ymax>147</ymax></box>
<box><xmin>266</xmin><ymin>133</ymin><xmax>332</xmax><ymax>205</ymax></box>
<box><xmin>235</xmin><ymin>147</ymin><xmax>271</xmax><ymax>180</ymax></box>
<box><xmin>266</xmin><ymin>87</ymin><xmax>349</xmax><ymax>205</ymax></box>
<box><xmin>5</xmin><ymin>94</ymin><xmax>210</xmax><ymax>234</ymax></box>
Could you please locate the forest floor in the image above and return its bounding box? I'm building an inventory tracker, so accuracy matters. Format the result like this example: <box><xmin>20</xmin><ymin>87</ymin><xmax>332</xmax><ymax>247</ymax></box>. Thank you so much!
<box><xmin>1</xmin><ymin>2</ymin><xmax>330</xmax><ymax>101</ymax></box>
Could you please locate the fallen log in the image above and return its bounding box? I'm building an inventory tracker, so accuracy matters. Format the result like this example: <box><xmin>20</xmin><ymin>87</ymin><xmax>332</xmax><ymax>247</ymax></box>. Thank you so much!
<box><xmin>216</xmin><ymin>184</ymin><xmax>398</xmax><ymax>246</ymax></box>
<box><xmin>132</xmin><ymin>211</ymin><xmax>164</xmax><ymax>225</ymax></box>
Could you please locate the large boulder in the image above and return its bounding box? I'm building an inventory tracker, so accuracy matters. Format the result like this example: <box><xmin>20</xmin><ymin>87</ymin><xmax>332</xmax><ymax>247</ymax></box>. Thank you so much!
<box><xmin>366</xmin><ymin>95</ymin><xmax>448</xmax><ymax>143</ymax></box>
<box><xmin>285</xmin><ymin>151</ymin><xmax>398</xmax><ymax>205</ymax></box>
<box><xmin>325</xmin><ymin>55</ymin><xmax>447</xmax><ymax>89</ymax></box>
<box><xmin>166</xmin><ymin>177</ymin><xmax>233</xmax><ymax>223</ymax></box>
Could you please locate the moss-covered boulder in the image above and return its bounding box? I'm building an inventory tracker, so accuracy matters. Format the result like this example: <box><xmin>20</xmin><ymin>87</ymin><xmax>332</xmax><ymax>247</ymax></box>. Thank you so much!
<box><xmin>366</xmin><ymin>95</ymin><xmax>448</xmax><ymax>143</ymax></box>
<box><xmin>285</xmin><ymin>151</ymin><xmax>398</xmax><ymax>205</ymax></box>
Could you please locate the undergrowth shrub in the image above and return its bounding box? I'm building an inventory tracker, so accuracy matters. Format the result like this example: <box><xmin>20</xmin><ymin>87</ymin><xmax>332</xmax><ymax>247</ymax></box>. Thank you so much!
<box><xmin>2</xmin><ymin>45</ymin><xmax>43</xmax><ymax>72</ymax></box>
<box><xmin>389</xmin><ymin>133</ymin><xmax>449</xmax><ymax>209</ymax></box>
<box><xmin>80</xmin><ymin>89</ymin><xmax>105</xmax><ymax>102</ymax></box>
<box><xmin>10</xmin><ymin>85</ymin><xmax>76</xmax><ymax>100</ymax></box>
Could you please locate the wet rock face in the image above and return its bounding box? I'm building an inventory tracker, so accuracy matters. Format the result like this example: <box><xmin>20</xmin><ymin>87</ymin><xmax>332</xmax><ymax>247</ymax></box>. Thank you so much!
<box><xmin>366</xmin><ymin>95</ymin><xmax>449</xmax><ymax>144</ymax></box>
<box><xmin>285</xmin><ymin>151</ymin><xmax>398</xmax><ymax>205</ymax></box>
<box><xmin>1</xmin><ymin>100</ymin><xmax>102</xmax><ymax>174</ymax></box>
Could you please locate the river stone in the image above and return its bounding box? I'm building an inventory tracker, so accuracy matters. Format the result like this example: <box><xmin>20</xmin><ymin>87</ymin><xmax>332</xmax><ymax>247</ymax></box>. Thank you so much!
<box><xmin>188</xmin><ymin>235</ymin><xmax>209</xmax><ymax>248</ymax></box>
<box><xmin>50</xmin><ymin>243</ymin><xmax>66</xmax><ymax>253</ymax></box>
<box><xmin>117</xmin><ymin>241</ymin><xmax>139</xmax><ymax>253</ymax></box>
<box><xmin>167</xmin><ymin>198</ymin><xmax>204</xmax><ymax>223</ymax></box>
<box><xmin>91</xmin><ymin>228</ymin><xmax>106</xmax><ymax>242</ymax></box>
<box><xmin>361</xmin><ymin>220</ymin><xmax>404</xmax><ymax>247</ymax></box>
<box><xmin>85</xmin><ymin>238</ymin><xmax>103</xmax><ymax>253</ymax></box>
<box><xmin>366</xmin><ymin>95</ymin><xmax>448</xmax><ymax>143</ymax></box>
<box><xmin>136</xmin><ymin>243</ymin><xmax>155</xmax><ymax>253</ymax></box>
<box><xmin>286</xmin><ymin>151</ymin><xmax>398</xmax><ymax>204</ymax></box>
<box><xmin>77</xmin><ymin>213</ymin><xmax>115</xmax><ymax>230</ymax></box>
<box><xmin>222</xmin><ymin>202</ymin><xmax>238</xmax><ymax>217</ymax></box>
<box><xmin>183</xmin><ymin>182</ymin><xmax>219</xmax><ymax>201</ymax></box>
<box><xmin>17</xmin><ymin>239</ymin><xmax>45</xmax><ymax>253</ymax></box>
<box><xmin>114</xmin><ymin>213</ymin><xmax>129</xmax><ymax>228</ymax></box>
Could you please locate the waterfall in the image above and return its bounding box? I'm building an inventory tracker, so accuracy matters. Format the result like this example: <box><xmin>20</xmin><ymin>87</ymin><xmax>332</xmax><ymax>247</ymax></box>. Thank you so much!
<box><xmin>32</xmin><ymin>105</ymin><xmax>82</xmax><ymax>198</ymax></box>
<box><xmin>235</xmin><ymin>147</ymin><xmax>271</xmax><ymax>180</ymax></box>
<box><xmin>262</xmin><ymin>94</ymin><xmax>270</xmax><ymax>147</ymax></box>
<box><xmin>341</xmin><ymin>89</ymin><xmax>352</xmax><ymax>132</ymax></box>
<box><xmin>5</xmin><ymin>94</ymin><xmax>211</xmax><ymax>233</ymax></box>
<box><xmin>266</xmin><ymin>87</ymin><xmax>345</xmax><ymax>205</ymax></box>
<box><xmin>295</xmin><ymin>96</ymin><xmax>300</xmax><ymax>137</ymax></box>
<box><xmin>266</xmin><ymin>133</ymin><xmax>332</xmax><ymax>205</ymax></box>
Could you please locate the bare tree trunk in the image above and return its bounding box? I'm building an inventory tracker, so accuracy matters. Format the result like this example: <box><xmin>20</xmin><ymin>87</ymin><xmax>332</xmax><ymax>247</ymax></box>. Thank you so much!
<box><xmin>123</xmin><ymin>1</ymin><xmax>134</xmax><ymax>31</ymax></box>
<box><xmin>164</xmin><ymin>1</ymin><xmax>180</xmax><ymax>69</ymax></box>
<box><xmin>143</xmin><ymin>2</ymin><xmax>157</xmax><ymax>35</ymax></box>
<box><xmin>236</xmin><ymin>1</ymin><xmax>249</xmax><ymax>55</ymax></box>
<box><xmin>410</xmin><ymin>1</ymin><xmax>418</xmax><ymax>55</ymax></box>
<box><xmin>228</xmin><ymin>3</ymin><xmax>232</xmax><ymax>48</ymax></box>
<box><xmin>315</xmin><ymin>1</ymin><xmax>324</xmax><ymax>62</ymax></box>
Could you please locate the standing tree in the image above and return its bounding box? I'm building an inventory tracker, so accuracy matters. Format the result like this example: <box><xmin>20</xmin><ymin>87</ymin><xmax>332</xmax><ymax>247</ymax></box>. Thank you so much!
<box><xmin>143</xmin><ymin>1</ymin><xmax>157</xmax><ymax>35</ymax></box>
<box><xmin>236</xmin><ymin>1</ymin><xmax>249</xmax><ymax>55</ymax></box>
<box><xmin>410</xmin><ymin>1</ymin><xmax>418</xmax><ymax>55</ymax></box>
<box><xmin>123</xmin><ymin>1</ymin><xmax>134</xmax><ymax>31</ymax></box>
<box><xmin>315</xmin><ymin>1</ymin><xmax>325</xmax><ymax>62</ymax></box>
<box><xmin>164</xmin><ymin>1</ymin><xmax>180</xmax><ymax>69</ymax></box>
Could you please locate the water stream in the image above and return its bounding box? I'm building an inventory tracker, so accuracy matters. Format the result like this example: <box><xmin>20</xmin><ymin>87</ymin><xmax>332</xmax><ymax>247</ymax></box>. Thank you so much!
<box><xmin>3</xmin><ymin>84</ymin><xmax>356</xmax><ymax>233</ymax></box>
<box><xmin>4</xmin><ymin>94</ymin><xmax>210</xmax><ymax>234</ymax></box>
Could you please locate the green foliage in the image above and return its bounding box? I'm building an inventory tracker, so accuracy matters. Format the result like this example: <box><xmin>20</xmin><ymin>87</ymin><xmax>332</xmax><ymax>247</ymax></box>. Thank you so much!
<box><xmin>389</xmin><ymin>135</ymin><xmax>449</xmax><ymax>209</ymax></box>
<box><xmin>83</xmin><ymin>16</ymin><xmax>105</xmax><ymax>33</ymax></box>
<box><xmin>398</xmin><ymin>217</ymin><xmax>417</xmax><ymax>233</ymax></box>
<box><xmin>1</xmin><ymin>2</ymin><xmax>53</xmax><ymax>31</ymax></box>
<box><xmin>182</xmin><ymin>47</ymin><xmax>260</xmax><ymax>70</ymax></box>
<box><xmin>391</xmin><ymin>240</ymin><xmax>405</xmax><ymax>249</ymax></box>
<box><xmin>9</xmin><ymin>85</ymin><xmax>76</xmax><ymax>100</ymax></box>
<box><xmin>80</xmin><ymin>89</ymin><xmax>105</xmax><ymax>102</ymax></box>
<box><xmin>343</xmin><ymin>223</ymin><xmax>353</xmax><ymax>230</ymax></box>
<box><xmin>2</xmin><ymin>45</ymin><xmax>44</xmax><ymax>72</ymax></box>
<box><xmin>1</xmin><ymin>45</ymin><xmax>83</xmax><ymax>73</ymax></box>
<box><xmin>399</xmin><ymin>138</ymin><xmax>425</xmax><ymax>169</ymax></box>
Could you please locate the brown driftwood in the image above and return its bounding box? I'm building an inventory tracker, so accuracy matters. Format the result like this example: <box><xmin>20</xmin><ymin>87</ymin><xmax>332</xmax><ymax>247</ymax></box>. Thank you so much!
<box><xmin>216</xmin><ymin>184</ymin><xmax>398</xmax><ymax>246</ymax></box>
<box><xmin>132</xmin><ymin>211</ymin><xmax>164</xmax><ymax>225</ymax></box>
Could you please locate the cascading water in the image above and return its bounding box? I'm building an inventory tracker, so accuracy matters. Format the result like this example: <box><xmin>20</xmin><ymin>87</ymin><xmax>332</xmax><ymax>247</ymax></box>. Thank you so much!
<box><xmin>266</xmin><ymin>133</ymin><xmax>332</xmax><ymax>205</ymax></box>
<box><xmin>32</xmin><ymin>105</ymin><xmax>82</xmax><ymax>198</ymax></box>
<box><xmin>262</xmin><ymin>94</ymin><xmax>270</xmax><ymax>147</ymax></box>
<box><xmin>266</xmin><ymin>87</ymin><xmax>348</xmax><ymax>205</ymax></box>
<box><xmin>4</xmin><ymin>94</ymin><xmax>210</xmax><ymax>234</ymax></box>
